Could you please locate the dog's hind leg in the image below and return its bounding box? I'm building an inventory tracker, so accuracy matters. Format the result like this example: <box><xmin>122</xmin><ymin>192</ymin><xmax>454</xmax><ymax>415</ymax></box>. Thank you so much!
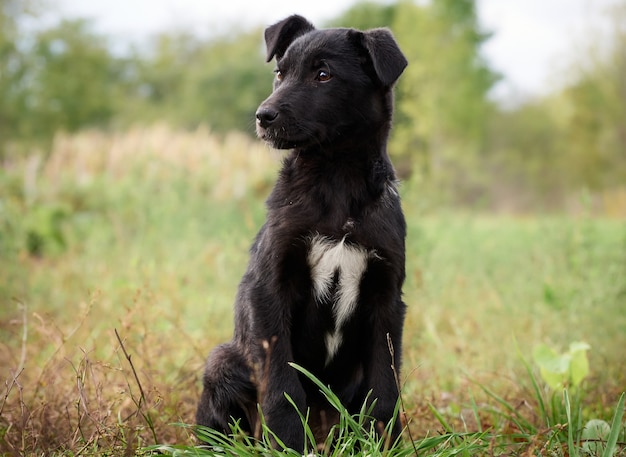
<box><xmin>196</xmin><ymin>342</ymin><xmax>258</xmax><ymax>435</ymax></box>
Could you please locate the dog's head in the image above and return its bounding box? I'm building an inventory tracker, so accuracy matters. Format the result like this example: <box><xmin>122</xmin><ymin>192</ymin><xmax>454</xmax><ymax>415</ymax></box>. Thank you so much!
<box><xmin>255</xmin><ymin>15</ymin><xmax>407</xmax><ymax>151</ymax></box>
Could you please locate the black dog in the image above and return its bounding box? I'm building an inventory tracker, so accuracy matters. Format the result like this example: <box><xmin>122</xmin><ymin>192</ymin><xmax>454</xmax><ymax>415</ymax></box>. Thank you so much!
<box><xmin>196</xmin><ymin>15</ymin><xmax>408</xmax><ymax>451</ymax></box>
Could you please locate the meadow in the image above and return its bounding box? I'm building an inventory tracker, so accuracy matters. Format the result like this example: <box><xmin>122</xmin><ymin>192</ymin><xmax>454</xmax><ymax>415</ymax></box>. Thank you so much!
<box><xmin>0</xmin><ymin>125</ymin><xmax>625</xmax><ymax>455</ymax></box>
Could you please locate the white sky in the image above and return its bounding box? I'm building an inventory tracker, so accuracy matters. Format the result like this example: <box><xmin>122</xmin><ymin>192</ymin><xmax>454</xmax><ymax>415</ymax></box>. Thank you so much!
<box><xmin>52</xmin><ymin>0</ymin><xmax>620</xmax><ymax>104</ymax></box>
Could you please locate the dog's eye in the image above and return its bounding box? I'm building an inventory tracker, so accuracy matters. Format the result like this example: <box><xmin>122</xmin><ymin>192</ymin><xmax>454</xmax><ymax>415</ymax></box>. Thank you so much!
<box><xmin>316</xmin><ymin>69</ymin><xmax>332</xmax><ymax>82</ymax></box>
<box><xmin>274</xmin><ymin>69</ymin><xmax>283</xmax><ymax>81</ymax></box>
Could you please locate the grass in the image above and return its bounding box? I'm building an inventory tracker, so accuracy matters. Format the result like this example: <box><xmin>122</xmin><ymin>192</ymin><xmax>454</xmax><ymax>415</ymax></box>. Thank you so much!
<box><xmin>1</xmin><ymin>125</ymin><xmax>625</xmax><ymax>455</ymax></box>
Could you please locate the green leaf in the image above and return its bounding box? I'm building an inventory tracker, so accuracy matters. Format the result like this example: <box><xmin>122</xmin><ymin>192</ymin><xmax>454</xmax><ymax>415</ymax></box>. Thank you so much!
<box><xmin>582</xmin><ymin>419</ymin><xmax>611</xmax><ymax>455</ymax></box>
<box><xmin>569</xmin><ymin>343</ymin><xmax>590</xmax><ymax>388</ymax></box>
<box><xmin>564</xmin><ymin>390</ymin><xmax>579</xmax><ymax>457</ymax></box>
<box><xmin>533</xmin><ymin>344</ymin><xmax>568</xmax><ymax>390</ymax></box>
<box><xmin>569</xmin><ymin>341</ymin><xmax>591</xmax><ymax>353</ymax></box>
<box><xmin>533</xmin><ymin>342</ymin><xmax>591</xmax><ymax>390</ymax></box>
<box><xmin>602</xmin><ymin>392</ymin><xmax>625</xmax><ymax>457</ymax></box>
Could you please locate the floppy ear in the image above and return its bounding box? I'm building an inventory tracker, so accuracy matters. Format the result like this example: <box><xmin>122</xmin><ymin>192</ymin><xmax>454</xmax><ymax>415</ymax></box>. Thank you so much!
<box><xmin>352</xmin><ymin>28</ymin><xmax>408</xmax><ymax>87</ymax></box>
<box><xmin>264</xmin><ymin>15</ymin><xmax>315</xmax><ymax>62</ymax></box>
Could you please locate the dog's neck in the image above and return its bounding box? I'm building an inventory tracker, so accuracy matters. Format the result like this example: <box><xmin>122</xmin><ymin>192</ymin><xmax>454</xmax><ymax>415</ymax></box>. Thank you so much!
<box><xmin>266</xmin><ymin>138</ymin><xmax>396</xmax><ymax>223</ymax></box>
<box><xmin>293</xmin><ymin>136</ymin><xmax>394</xmax><ymax>179</ymax></box>
<box><xmin>295</xmin><ymin>110</ymin><xmax>393</xmax><ymax>159</ymax></box>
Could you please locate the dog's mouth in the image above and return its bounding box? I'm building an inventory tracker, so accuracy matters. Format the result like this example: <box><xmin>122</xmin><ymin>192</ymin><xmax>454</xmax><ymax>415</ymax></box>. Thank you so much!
<box><xmin>256</xmin><ymin>124</ymin><xmax>319</xmax><ymax>150</ymax></box>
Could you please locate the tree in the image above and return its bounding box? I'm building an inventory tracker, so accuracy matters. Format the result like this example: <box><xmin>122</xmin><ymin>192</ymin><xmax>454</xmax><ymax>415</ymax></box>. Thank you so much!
<box><xmin>116</xmin><ymin>29</ymin><xmax>271</xmax><ymax>134</ymax></box>
<box><xmin>178</xmin><ymin>30</ymin><xmax>272</xmax><ymax>134</ymax></box>
<box><xmin>327</xmin><ymin>1</ymin><xmax>397</xmax><ymax>29</ymax></box>
<box><xmin>23</xmin><ymin>19</ymin><xmax>118</xmax><ymax>139</ymax></box>
<box><xmin>0</xmin><ymin>0</ymin><xmax>35</xmax><ymax>151</ymax></box>
<box><xmin>391</xmin><ymin>0</ymin><xmax>497</xmax><ymax>184</ymax></box>
<box><xmin>333</xmin><ymin>1</ymin><xmax>497</xmax><ymax>184</ymax></box>
<box><xmin>559</xmin><ymin>3</ymin><xmax>626</xmax><ymax>191</ymax></box>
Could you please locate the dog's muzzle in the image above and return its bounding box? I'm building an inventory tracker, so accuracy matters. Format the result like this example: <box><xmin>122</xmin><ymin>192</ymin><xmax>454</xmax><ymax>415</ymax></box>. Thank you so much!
<box><xmin>255</xmin><ymin>104</ymin><xmax>294</xmax><ymax>148</ymax></box>
<box><xmin>255</xmin><ymin>106</ymin><xmax>279</xmax><ymax>129</ymax></box>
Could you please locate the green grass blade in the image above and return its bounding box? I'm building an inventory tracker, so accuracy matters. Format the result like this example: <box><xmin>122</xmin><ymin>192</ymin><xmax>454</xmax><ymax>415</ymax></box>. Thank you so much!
<box><xmin>516</xmin><ymin>340</ymin><xmax>550</xmax><ymax>426</ymax></box>
<box><xmin>428</xmin><ymin>402</ymin><xmax>454</xmax><ymax>434</ymax></box>
<box><xmin>412</xmin><ymin>432</ymin><xmax>490</xmax><ymax>455</ymax></box>
<box><xmin>284</xmin><ymin>393</ymin><xmax>317</xmax><ymax>453</ymax></box>
<box><xmin>289</xmin><ymin>362</ymin><xmax>345</xmax><ymax>413</ymax></box>
<box><xmin>472</xmin><ymin>379</ymin><xmax>537</xmax><ymax>435</ymax></box>
<box><xmin>468</xmin><ymin>390</ymin><xmax>483</xmax><ymax>433</ymax></box>
<box><xmin>601</xmin><ymin>392</ymin><xmax>625</xmax><ymax>457</ymax></box>
<box><xmin>564</xmin><ymin>389</ymin><xmax>579</xmax><ymax>457</ymax></box>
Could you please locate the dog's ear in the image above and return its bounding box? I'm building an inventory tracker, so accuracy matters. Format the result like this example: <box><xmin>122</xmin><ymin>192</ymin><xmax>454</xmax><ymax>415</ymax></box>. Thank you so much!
<box><xmin>351</xmin><ymin>28</ymin><xmax>408</xmax><ymax>87</ymax></box>
<box><xmin>264</xmin><ymin>15</ymin><xmax>315</xmax><ymax>62</ymax></box>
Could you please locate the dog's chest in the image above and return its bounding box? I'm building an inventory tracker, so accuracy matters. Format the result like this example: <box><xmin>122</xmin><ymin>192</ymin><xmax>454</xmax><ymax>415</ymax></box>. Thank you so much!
<box><xmin>306</xmin><ymin>234</ymin><xmax>373</xmax><ymax>364</ymax></box>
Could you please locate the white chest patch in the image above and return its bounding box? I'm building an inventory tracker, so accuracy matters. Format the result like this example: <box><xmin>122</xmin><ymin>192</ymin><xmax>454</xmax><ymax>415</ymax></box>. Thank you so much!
<box><xmin>307</xmin><ymin>234</ymin><xmax>373</xmax><ymax>364</ymax></box>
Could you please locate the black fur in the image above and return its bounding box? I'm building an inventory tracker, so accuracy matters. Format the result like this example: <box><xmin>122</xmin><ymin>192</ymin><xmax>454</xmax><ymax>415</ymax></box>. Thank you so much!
<box><xmin>196</xmin><ymin>15</ymin><xmax>408</xmax><ymax>451</ymax></box>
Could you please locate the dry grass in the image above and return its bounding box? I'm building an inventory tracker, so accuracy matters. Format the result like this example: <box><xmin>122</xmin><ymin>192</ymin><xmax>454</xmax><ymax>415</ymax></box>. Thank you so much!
<box><xmin>0</xmin><ymin>295</ymin><xmax>199</xmax><ymax>455</ymax></box>
<box><xmin>1</xmin><ymin>125</ymin><xmax>281</xmax><ymax>455</ymax></box>
<box><xmin>14</xmin><ymin>123</ymin><xmax>279</xmax><ymax>202</ymax></box>
<box><xmin>1</xmin><ymin>125</ymin><xmax>625</xmax><ymax>456</ymax></box>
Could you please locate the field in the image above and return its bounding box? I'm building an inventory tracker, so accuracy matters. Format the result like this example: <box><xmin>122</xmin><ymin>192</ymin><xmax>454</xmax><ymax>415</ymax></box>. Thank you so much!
<box><xmin>1</xmin><ymin>125</ymin><xmax>625</xmax><ymax>455</ymax></box>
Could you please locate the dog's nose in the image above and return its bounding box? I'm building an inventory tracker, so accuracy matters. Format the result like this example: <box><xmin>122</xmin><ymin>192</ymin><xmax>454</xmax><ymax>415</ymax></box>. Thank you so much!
<box><xmin>255</xmin><ymin>107</ymin><xmax>279</xmax><ymax>128</ymax></box>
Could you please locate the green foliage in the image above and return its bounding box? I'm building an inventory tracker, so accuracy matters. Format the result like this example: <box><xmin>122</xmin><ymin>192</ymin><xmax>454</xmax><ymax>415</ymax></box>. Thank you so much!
<box><xmin>601</xmin><ymin>392</ymin><xmax>625</xmax><ymax>457</ymax></box>
<box><xmin>558</xmin><ymin>4</ymin><xmax>626</xmax><ymax>192</ymax></box>
<box><xmin>482</xmin><ymin>4</ymin><xmax>626</xmax><ymax>209</ymax></box>
<box><xmin>149</xmin><ymin>363</ymin><xmax>491</xmax><ymax>456</ymax></box>
<box><xmin>28</xmin><ymin>20</ymin><xmax>117</xmax><ymax>137</ymax></box>
<box><xmin>147</xmin><ymin>360</ymin><xmax>625</xmax><ymax>457</ymax></box>
<box><xmin>334</xmin><ymin>1</ymin><xmax>497</xmax><ymax>183</ymax></box>
<box><xmin>23</xmin><ymin>202</ymin><xmax>69</xmax><ymax>257</ymax></box>
<box><xmin>0</xmin><ymin>0</ymin><xmax>34</xmax><ymax>148</ymax></box>
<box><xmin>475</xmin><ymin>347</ymin><xmax>625</xmax><ymax>457</ymax></box>
<box><xmin>0</xmin><ymin>18</ymin><xmax>121</xmax><ymax>145</ymax></box>
<box><xmin>1</xmin><ymin>129</ymin><xmax>625</xmax><ymax>455</ymax></box>
<box><xmin>533</xmin><ymin>341</ymin><xmax>590</xmax><ymax>391</ymax></box>
<box><xmin>583</xmin><ymin>419</ymin><xmax>612</xmax><ymax>455</ymax></box>
<box><xmin>115</xmin><ymin>30</ymin><xmax>271</xmax><ymax>133</ymax></box>
<box><xmin>2</xmin><ymin>0</ymin><xmax>626</xmax><ymax>209</ymax></box>
<box><xmin>327</xmin><ymin>1</ymin><xmax>397</xmax><ymax>29</ymax></box>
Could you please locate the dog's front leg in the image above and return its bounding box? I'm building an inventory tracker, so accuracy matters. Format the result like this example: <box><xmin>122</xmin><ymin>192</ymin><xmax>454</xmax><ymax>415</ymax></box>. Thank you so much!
<box><xmin>255</xmin><ymin>333</ymin><xmax>307</xmax><ymax>451</ymax></box>
<box><xmin>243</xmin><ymin>233</ymin><xmax>312</xmax><ymax>451</ymax></box>
<box><xmin>247</xmin><ymin>268</ymin><xmax>309</xmax><ymax>451</ymax></box>
<box><xmin>366</xmin><ymin>296</ymin><xmax>406</xmax><ymax>441</ymax></box>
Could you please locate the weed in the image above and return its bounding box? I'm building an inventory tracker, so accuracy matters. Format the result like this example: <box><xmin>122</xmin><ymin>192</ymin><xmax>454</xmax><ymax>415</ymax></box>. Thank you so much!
<box><xmin>1</xmin><ymin>125</ymin><xmax>625</xmax><ymax>455</ymax></box>
<box><xmin>149</xmin><ymin>363</ymin><xmax>492</xmax><ymax>457</ymax></box>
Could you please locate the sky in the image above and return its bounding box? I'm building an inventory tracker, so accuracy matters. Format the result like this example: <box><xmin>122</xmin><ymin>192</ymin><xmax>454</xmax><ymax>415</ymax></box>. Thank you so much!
<box><xmin>52</xmin><ymin>0</ymin><xmax>620</xmax><ymax>104</ymax></box>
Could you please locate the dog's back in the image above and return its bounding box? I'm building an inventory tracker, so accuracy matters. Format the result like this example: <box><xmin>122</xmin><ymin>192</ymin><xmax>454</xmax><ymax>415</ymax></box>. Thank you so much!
<box><xmin>197</xmin><ymin>15</ymin><xmax>407</xmax><ymax>451</ymax></box>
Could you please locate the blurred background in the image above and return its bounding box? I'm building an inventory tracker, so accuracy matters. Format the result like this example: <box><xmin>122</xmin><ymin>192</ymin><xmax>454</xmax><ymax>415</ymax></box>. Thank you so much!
<box><xmin>2</xmin><ymin>0</ymin><xmax>625</xmax><ymax>212</ymax></box>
